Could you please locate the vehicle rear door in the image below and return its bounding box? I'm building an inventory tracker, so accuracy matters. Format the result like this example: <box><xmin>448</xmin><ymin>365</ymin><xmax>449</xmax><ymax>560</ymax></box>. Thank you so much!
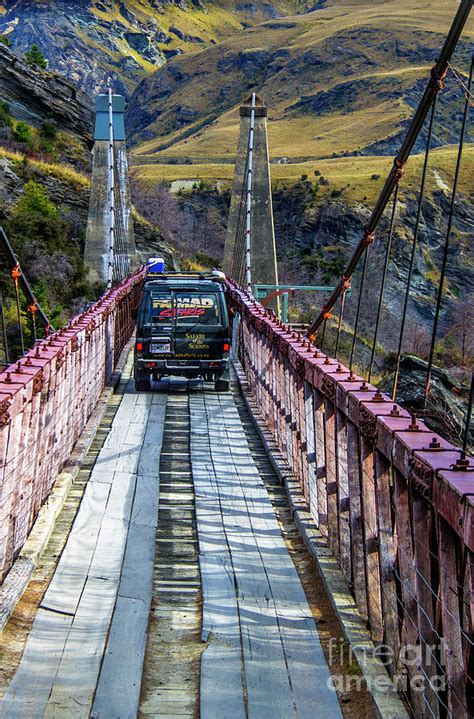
<box><xmin>173</xmin><ymin>290</ymin><xmax>223</xmax><ymax>360</ymax></box>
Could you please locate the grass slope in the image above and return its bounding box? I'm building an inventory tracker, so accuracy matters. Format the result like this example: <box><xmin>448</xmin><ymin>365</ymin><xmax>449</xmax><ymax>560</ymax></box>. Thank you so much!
<box><xmin>129</xmin><ymin>0</ymin><xmax>473</xmax><ymax>177</ymax></box>
<box><xmin>133</xmin><ymin>145</ymin><xmax>474</xmax><ymax>205</ymax></box>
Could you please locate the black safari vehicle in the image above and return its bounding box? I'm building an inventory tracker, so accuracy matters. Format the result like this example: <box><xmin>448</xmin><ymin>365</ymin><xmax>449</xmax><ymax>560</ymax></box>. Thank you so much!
<box><xmin>134</xmin><ymin>264</ymin><xmax>231</xmax><ymax>392</ymax></box>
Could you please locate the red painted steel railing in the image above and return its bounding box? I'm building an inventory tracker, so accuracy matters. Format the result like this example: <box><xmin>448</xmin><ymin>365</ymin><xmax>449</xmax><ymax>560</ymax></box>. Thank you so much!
<box><xmin>228</xmin><ymin>280</ymin><xmax>473</xmax><ymax>719</ymax></box>
<box><xmin>0</xmin><ymin>268</ymin><xmax>145</xmax><ymax>581</ymax></box>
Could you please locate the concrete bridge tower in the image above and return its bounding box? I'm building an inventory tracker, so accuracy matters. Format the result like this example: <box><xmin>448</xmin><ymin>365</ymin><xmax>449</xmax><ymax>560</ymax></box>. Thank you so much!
<box><xmin>223</xmin><ymin>96</ymin><xmax>279</xmax><ymax>292</ymax></box>
<box><xmin>85</xmin><ymin>94</ymin><xmax>138</xmax><ymax>285</ymax></box>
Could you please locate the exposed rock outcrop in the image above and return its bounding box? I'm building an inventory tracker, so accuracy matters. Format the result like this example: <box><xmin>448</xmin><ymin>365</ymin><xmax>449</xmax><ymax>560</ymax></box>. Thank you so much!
<box><xmin>0</xmin><ymin>0</ymin><xmax>301</xmax><ymax>100</ymax></box>
<box><xmin>0</xmin><ymin>155</ymin><xmax>173</xmax><ymax>271</ymax></box>
<box><xmin>0</xmin><ymin>44</ymin><xmax>93</xmax><ymax>144</ymax></box>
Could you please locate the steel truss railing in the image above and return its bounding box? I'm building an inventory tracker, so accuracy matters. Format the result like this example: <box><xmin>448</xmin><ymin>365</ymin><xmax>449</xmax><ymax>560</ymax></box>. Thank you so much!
<box><xmin>228</xmin><ymin>281</ymin><xmax>473</xmax><ymax>719</ymax></box>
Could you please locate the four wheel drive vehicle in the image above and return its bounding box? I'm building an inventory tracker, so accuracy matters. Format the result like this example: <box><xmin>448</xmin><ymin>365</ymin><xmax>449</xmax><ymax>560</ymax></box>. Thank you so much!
<box><xmin>134</xmin><ymin>271</ymin><xmax>231</xmax><ymax>392</ymax></box>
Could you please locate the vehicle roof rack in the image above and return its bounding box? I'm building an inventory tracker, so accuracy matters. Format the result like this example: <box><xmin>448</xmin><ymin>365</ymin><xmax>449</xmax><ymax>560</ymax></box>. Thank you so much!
<box><xmin>145</xmin><ymin>270</ymin><xmax>226</xmax><ymax>282</ymax></box>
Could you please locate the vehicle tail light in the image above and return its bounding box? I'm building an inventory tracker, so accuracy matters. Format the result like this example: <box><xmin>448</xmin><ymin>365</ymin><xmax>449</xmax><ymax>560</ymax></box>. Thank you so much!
<box><xmin>136</xmin><ymin>342</ymin><xmax>143</xmax><ymax>351</ymax></box>
<box><xmin>146</xmin><ymin>362</ymin><xmax>156</xmax><ymax>368</ymax></box>
<box><xmin>223</xmin><ymin>343</ymin><xmax>230</xmax><ymax>352</ymax></box>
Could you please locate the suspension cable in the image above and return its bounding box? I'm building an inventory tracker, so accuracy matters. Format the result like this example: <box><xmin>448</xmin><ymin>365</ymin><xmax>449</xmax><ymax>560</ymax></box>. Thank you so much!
<box><xmin>233</xmin><ymin>165</ymin><xmax>249</xmax><ymax>287</ymax></box>
<box><xmin>368</xmin><ymin>185</ymin><xmax>399</xmax><ymax>383</ymax></box>
<box><xmin>28</xmin><ymin>301</ymin><xmax>37</xmax><ymax>343</ymax></box>
<box><xmin>423</xmin><ymin>56</ymin><xmax>473</xmax><ymax>407</ymax></box>
<box><xmin>0</xmin><ymin>294</ymin><xmax>9</xmax><ymax>366</ymax></box>
<box><xmin>391</xmin><ymin>97</ymin><xmax>437</xmax><ymax>401</ymax></box>
<box><xmin>463</xmin><ymin>371</ymin><xmax>473</xmax><ymax>455</ymax></box>
<box><xmin>106</xmin><ymin>85</ymin><xmax>116</xmax><ymax>289</ymax></box>
<box><xmin>113</xmin><ymin>148</ymin><xmax>128</xmax><ymax>282</ymax></box>
<box><xmin>116</xmin><ymin>144</ymin><xmax>132</xmax><ymax>280</ymax></box>
<box><xmin>244</xmin><ymin>93</ymin><xmax>256</xmax><ymax>293</ymax></box>
<box><xmin>334</xmin><ymin>281</ymin><xmax>349</xmax><ymax>360</ymax></box>
<box><xmin>320</xmin><ymin>316</ymin><xmax>328</xmax><ymax>352</ymax></box>
<box><xmin>307</xmin><ymin>0</ymin><xmax>472</xmax><ymax>341</ymax></box>
<box><xmin>0</xmin><ymin>226</ymin><xmax>50</xmax><ymax>330</ymax></box>
<box><xmin>349</xmin><ymin>244</ymin><xmax>369</xmax><ymax>371</ymax></box>
<box><xmin>231</xmin><ymin>147</ymin><xmax>250</xmax><ymax>285</ymax></box>
<box><xmin>11</xmin><ymin>263</ymin><xmax>25</xmax><ymax>356</ymax></box>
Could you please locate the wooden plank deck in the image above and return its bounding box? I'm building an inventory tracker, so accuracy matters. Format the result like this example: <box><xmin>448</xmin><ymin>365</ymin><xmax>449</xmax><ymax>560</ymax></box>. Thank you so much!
<box><xmin>0</xmin><ymin>381</ymin><xmax>166</xmax><ymax>719</ymax></box>
<box><xmin>2</xmin><ymin>379</ymin><xmax>342</xmax><ymax>719</ymax></box>
<box><xmin>190</xmin><ymin>391</ymin><xmax>342</xmax><ymax>719</ymax></box>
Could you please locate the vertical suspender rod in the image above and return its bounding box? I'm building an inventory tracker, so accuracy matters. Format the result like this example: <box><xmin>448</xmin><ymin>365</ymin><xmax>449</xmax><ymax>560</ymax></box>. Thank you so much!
<box><xmin>107</xmin><ymin>86</ymin><xmax>116</xmax><ymax>289</ymax></box>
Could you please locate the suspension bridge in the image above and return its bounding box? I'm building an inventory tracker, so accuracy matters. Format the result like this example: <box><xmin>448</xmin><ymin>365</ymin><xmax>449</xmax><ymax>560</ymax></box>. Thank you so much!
<box><xmin>0</xmin><ymin>1</ymin><xmax>473</xmax><ymax>717</ymax></box>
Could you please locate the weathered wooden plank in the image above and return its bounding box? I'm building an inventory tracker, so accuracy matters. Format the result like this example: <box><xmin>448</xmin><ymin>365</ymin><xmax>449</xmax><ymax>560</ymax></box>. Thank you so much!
<box><xmin>91</xmin><ymin>596</ymin><xmax>149</xmax><ymax>719</ymax></box>
<box><xmin>393</xmin><ymin>469</ymin><xmax>424</xmax><ymax>718</ymax></box>
<box><xmin>91</xmin><ymin>394</ymin><xmax>165</xmax><ymax>719</ymax></box>
<box><xmin>193</xmin><ymin>391</ymin><xmax>342</xmax><ymax>719</ymax></box>
<box><xmin>324</xmin><ymin>398</ymin><xmax>339</xmax><ymax>557</ymax></box>
<box><xmin>346</xmin><ymin>420</ymin><xmax>367</xmax><ymax>621</ymax></box>
<box><xmin>374</xmin><ymin>451</ymin><xmax>400</xmax><ymax>678</ymax></box>
<box><xmin>438</xmin><ymin>517</ymin><xmax>467</xmax><ymax>718</ymax></box>
<box><xmin>216</xmin><ymin>412</ymin><xmax>342</xmax><ymax>718</ymax></box>
<box><xmin>118</xmin><ymin>522</ymin><xmax>156</xmax><ymax>601</ymax></box>
<box><xmin>88</xmin><ymin>517</ymin><xmax>129</xmax><ymax>582</ymax></box>
<box><xmin>3</xmin><ymin>369</ymin><xmax>162</xmax><ymax>717</ymax></box>
<box><xmin>131</xmin><ymin>474</ymin><xmax>159</xmax><ymax>527</ymax></box>
<box><xmin>200</xmin><ymin>644</ymin><xmax>246</xmax><ymax>719</ymax></box>
<box><xmin>104</xmin><ymin>471</ymin><xmax>136</xmax><ymax>523</ymax></box>
<box><xmin>313</xmin><ymin>389</ymin><xmax>328</xmax><ymax>536</ymax></box>
<box><xmin>336</xmin><ymin>410</ymin><xmax>351</xmax><ymax>584</ymax></box>
<box><xmin>199</xmin><ymin>553</ymin><xmax>240</xmax><ymax>642</ymax></box>
<box><xmin>137</xmin><ymin>400</ymin><xmax>167</xmax><ymax>478</ymax></box>
<box><xmin>45</xmin><ymin>575</ymin><xmax>118</xmax><ymax>717</ymax></box>
<box><xmin>0</xmin><ymin>610</ymin><xmax>73</xmax><ymax>719</ymax></box>
<box><xmin>191</xmin><ymin>396</ymin><xmax>248</xmax><ymax>717</ymax></box>
<box><xmin>412</xmin><ymin>491</ymin><xmax>440</xmax><ymax>717</ymax></box>
<box><xmin>41</xmin><ymin>480</ymin><xmax>110</xmax><ymax>614</ymax></box>
<box><xmin>304</xmin><ymin>382</ymin><xmax>318</xmax><ymax>526</ymax></box>
<box><xmin>360</xmin><ymin>436</ymin><xmax>383</xmax><ymax>642</ymax></box>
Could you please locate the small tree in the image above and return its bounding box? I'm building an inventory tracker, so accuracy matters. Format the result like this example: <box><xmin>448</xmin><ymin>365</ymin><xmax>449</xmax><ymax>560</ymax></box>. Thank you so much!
<box><xmin>24</xmin><ymin>44</ymin><xmax>48</xmax><ymax>69</ymax></box>
<box><xmin>0</xmin><ymin>34</ymin><xmax>12</xmax><ymax>47</ymax></box>
<box><xmin>405</xmin><ymin>323</ymin><xmax>431</xmax><ymax>360</ymax></box>
<box><xmin>446</xmin><ymin>296</ymin><xmax>474</xmax><ymax>366</ymax></box>
<box><xmin>13</xmin><ymin>121</ymin><xmax>31</xmax><ymax>144</ymax></box>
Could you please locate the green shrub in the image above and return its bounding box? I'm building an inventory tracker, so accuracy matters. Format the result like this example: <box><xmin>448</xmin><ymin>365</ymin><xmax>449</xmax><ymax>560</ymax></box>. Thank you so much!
<box><xmin>39</xmin><ymin>120</ymin><xmax>57</xmax><ymax>140</ymax></box>
<box><xmin>13</xmin><ymin>121</ymin><xmax>32</xmax><ymax>143</ymax></box>
<box><xmin>0</xmin><ymin>35</ymin><xmax>12</xmax><ymax>47</ymax></box>
<box><xmin>17</xmin><ymin>180</ymin><xmax>59</xmax><ymax>219</ymax></box>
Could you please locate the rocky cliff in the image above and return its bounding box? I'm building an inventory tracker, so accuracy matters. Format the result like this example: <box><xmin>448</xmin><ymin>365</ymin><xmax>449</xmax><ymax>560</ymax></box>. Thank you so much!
<box><xmin>0</xmin><ymin>42</ymin><xmax>172</xmax><ymax>316</ymax></box>
<box><xmin>0</xmin><ymin>0</ymin><xmax>309</xmax><ymax>99</ymax></box>
<box><xmin>0</xmin><ymin>44</ymin><xmax>93</xmax><ymax>144</ymax></box>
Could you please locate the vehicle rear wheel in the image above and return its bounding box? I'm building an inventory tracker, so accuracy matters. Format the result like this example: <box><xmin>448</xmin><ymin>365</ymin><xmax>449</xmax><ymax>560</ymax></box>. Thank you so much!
<box><xmin>215</xmin><ymin>379</ymin><xmax>230</xmax><ymax>392</ymax></box>
<box><xmin>135</xmin><ymin>378</ymin><xmax>151</xmax><ymax>392</ymax></box>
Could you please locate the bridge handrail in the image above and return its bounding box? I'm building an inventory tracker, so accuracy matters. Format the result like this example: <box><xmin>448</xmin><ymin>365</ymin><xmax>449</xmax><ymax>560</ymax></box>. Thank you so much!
<box><xmin>228</xmin><ymin>279</ymin><xmax>473</xmax><ymax>718</ymax></box>
<box><xmin>0</xmin><ymin>267</ymin><xmax>145</xmax><ymax>581</ymax></box>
